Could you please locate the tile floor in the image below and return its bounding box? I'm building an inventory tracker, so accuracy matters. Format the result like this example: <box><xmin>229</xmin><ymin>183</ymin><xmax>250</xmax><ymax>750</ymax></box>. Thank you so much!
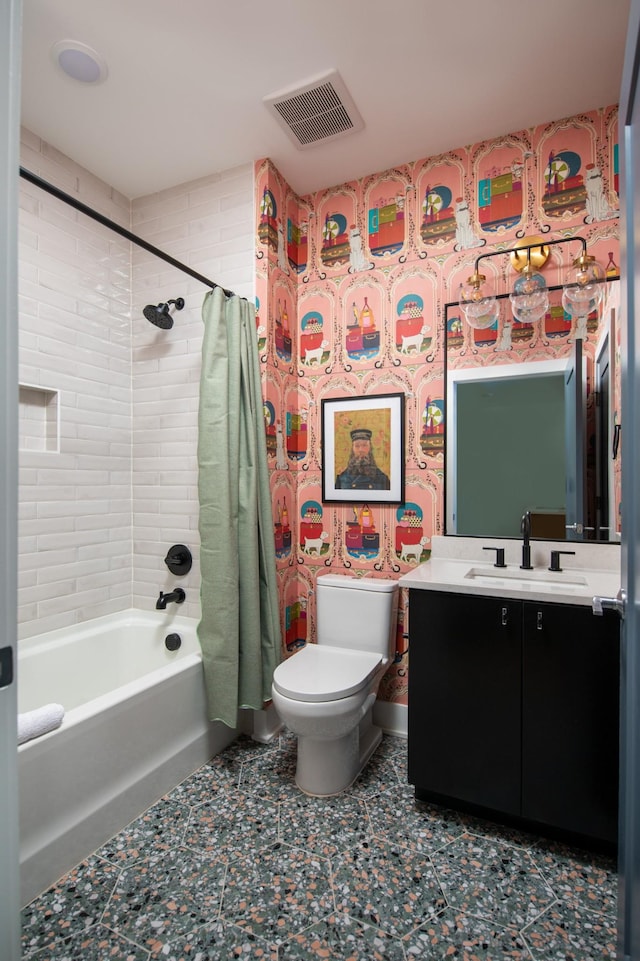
<box><xmin>21</xmin><ymin>733</ymin><xmax>618</xmax><ymax>960</ymax></box>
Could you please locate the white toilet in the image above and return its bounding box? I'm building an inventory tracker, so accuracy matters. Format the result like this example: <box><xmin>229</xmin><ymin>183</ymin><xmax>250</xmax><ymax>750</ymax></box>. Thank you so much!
<box><xmin>271</xmin><ymin>573</ymin><xmax>399</xmax><ymax>796</ymax></box>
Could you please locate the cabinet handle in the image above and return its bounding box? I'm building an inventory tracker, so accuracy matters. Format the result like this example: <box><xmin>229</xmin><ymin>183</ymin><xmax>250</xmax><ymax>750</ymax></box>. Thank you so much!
<box><xmin>501</xmin><ymin>607</ymin><xmax>508</xmax><ymax>626</ymax></box>
<box><xmin>537</xmin><ymin>610</ymin><xmax>543</xmax><ymax>631</ymax></box>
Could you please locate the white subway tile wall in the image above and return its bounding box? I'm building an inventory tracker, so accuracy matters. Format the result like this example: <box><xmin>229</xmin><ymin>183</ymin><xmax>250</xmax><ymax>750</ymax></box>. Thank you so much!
<box><xmin>131</xmin><ymin>165</ymin><xmax>254</xmax><ymax>619</ymax></box>
<box><xmin>18</xmin><ymin>128</ymin><xmax>255</xmax><ymax>638</ymax></box>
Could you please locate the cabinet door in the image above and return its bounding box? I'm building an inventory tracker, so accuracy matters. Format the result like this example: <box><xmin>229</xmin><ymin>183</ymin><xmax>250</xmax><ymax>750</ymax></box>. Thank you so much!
<box><xmin>522</xmin><ymin>602</ymin><xmax>620</xmax><ymax>844</ymax></box>
<box><xmin>408</xmin><ymin>590</ymin><xmax>522</xmax><ymax>816</ymax></box>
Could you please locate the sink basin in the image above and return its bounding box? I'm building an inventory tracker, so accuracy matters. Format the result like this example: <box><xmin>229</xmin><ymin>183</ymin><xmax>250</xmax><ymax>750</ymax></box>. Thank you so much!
<box><xmin>464</xmin><ymin>566</ymin><xmax>588</xmax><ymax>593</ymax></box>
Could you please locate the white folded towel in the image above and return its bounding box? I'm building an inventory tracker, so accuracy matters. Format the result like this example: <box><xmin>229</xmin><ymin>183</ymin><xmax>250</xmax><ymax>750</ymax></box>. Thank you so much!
<box><xmin>18</xmin><ymin>703</ymin><xmax>65</xmax><ymax>745</ymax></box>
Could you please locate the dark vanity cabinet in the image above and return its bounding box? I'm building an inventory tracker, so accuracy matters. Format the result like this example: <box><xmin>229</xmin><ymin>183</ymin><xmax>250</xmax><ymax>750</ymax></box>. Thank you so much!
<box><xmin>408</xmin><ymin>591</ymin><xmax>522</xmax><ymax>815</ymax></box>
<box><xmin>408</xmin><ymin>588</ymin><xmax>620</xmax><ymax>847</ymax></box>
<box><xmin>521</xmin><ymin>600</ymin><xmax>619</xmax><ymax>843</ymax></box>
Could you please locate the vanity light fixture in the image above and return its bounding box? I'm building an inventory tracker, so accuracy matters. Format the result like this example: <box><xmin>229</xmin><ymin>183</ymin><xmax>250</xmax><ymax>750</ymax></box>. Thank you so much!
<box><xmin>460</xmin><ymin>236</ymin><xmax>604</xmax><ymax>332</ymax></box>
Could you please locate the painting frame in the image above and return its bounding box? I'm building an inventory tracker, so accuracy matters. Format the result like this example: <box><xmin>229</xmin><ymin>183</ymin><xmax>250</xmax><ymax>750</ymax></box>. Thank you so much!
<box><xmin>321</xmin><ymin>393</ymin><xmax>405</xmax><ymax>504</ymax></box>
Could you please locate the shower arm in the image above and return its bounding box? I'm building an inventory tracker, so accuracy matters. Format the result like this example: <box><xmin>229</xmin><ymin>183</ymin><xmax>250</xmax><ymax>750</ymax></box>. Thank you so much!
<box><xmin>19</xmin><ymin>166</ymin><xmax>237</xmax><ymax>299</ymax></box>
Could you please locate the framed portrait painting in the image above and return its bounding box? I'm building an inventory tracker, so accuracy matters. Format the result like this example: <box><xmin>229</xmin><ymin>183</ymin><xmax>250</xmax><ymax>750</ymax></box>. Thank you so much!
<box><xmin>321</xmin><ymin>393</ymin><xmax>405</xmax><ymax>503</ymax></box>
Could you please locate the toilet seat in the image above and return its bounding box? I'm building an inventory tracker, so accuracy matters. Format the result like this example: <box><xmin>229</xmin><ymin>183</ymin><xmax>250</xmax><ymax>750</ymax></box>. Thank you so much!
<box><xmin>272</xmin><ymin>644</ymin><xmax>382</xmax><ymax>703</ymax></box>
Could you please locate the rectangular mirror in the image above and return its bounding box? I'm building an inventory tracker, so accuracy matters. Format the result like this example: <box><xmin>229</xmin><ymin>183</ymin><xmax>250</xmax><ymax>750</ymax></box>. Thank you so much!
<box><xmin>444</xmin><ymin>280</ymin><xmax>620</xmax><ymax>543</ymax></box>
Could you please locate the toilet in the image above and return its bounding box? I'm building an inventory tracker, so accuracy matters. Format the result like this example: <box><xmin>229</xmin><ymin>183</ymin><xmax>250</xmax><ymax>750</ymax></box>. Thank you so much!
<box><xmin>271</xmin><ymin>573</ymin><xmax>399</xmax><ymax>796</ymax></box>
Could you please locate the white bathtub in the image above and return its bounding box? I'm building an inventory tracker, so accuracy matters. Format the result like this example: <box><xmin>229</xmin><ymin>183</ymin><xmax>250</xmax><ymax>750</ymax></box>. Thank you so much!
<box><xmin>18</xmin><ymin>609</ymin><xmax>237</xmax><ymax>906</ymax></box>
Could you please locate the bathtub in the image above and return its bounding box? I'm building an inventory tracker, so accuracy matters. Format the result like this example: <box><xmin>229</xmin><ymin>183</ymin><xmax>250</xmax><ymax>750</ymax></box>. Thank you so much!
<box><xmin>18</xmin><ymin>609</ymin><xmax>237</xmax><ymax>906</ymax></box>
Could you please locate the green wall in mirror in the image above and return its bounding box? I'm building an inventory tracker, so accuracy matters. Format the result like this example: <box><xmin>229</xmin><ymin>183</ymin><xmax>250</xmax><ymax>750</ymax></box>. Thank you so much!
<box><xmin>454</xmin><ymin>373</ymin><xmax>566</xmax><ymax>537</ymax></box>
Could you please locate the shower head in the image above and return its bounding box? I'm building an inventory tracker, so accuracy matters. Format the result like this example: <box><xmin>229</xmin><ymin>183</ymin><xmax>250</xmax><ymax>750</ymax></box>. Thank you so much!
<box><xmin>143</xmin><ymin>297</ymin><xmax>185</xmax><ymax>329</ymax></box>
<box><xmin>143</xmin><ymin>303</ymin><xmax>173</xmax><ymax>328</ymax></box>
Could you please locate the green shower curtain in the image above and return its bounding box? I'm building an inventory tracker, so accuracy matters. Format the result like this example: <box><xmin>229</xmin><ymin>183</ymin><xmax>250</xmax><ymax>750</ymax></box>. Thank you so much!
<box><xmin>197</xmin><ymin>286</ymin><xmax>281</xmax><ymax>728</ymax></box>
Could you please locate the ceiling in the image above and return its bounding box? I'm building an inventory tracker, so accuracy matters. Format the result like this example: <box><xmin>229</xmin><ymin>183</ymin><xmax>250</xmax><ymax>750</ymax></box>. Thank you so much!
<box><xmin>20</xmin><ymin>0</ymin><xmax>632</xmax><ymax>201</ymax></box>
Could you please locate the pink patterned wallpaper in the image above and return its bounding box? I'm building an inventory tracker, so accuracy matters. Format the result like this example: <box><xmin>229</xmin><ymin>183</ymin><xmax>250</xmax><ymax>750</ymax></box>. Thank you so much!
<box><xmin>255</xmin><ymin>104</ymin><xmax>620</xmax><ymax>706</ymax></box>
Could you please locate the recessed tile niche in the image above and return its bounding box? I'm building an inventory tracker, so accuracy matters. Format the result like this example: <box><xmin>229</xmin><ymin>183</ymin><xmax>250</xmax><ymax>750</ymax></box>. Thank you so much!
<box><xmin>19</xmin><ymin>384</ymin><xmax>59</xmax><ymax>453</ymax></box>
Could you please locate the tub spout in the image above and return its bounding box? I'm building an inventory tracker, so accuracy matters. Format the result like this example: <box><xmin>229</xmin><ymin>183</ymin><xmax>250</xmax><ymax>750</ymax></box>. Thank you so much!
<box><xmin>156</xmin><ymin>588</ymin><xmax>186</xmax><ymax>610</ymax></box>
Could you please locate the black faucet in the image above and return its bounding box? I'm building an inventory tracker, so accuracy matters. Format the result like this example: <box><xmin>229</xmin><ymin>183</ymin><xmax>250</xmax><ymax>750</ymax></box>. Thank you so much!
<box><xmin>520</xmin><ymin>511</ymin><xmax>533</xmax><ymax>570</ymax></box>
<box><xmin>156</xmin><ymin>588</ymin><xmax>186</xmax><ymax>610</ymax></box>
<box><xmin>483</xmin><ymin>546</ymin><xmax>506</xmax><ymax>568</ymax></box>
<box><xmin>548</xmin><ymin>549</ymin><xmax>575</xmax><ymax>572</ymax></box>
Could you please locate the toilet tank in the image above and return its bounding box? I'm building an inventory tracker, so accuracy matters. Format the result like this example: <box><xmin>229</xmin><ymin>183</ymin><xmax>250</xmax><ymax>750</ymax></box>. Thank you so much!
<box><xmin>316</xmin><ymin>573</ymin><xmax>399</xmax><ymax>658</ymax></box>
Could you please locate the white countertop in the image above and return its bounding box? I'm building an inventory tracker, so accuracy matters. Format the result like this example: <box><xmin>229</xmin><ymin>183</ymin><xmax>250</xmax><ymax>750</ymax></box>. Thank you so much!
<box><xmin>398</xmin><ymin>536</ymin><xmax>622</xmax><ymax>607</ymax></box>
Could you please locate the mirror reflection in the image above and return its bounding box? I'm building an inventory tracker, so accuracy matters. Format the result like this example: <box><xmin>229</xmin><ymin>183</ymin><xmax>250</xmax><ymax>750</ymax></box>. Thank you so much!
<box><xmin>444</xmin><ymin>280</ymin><xmax>620</xmax><ymax>543</ymax></box>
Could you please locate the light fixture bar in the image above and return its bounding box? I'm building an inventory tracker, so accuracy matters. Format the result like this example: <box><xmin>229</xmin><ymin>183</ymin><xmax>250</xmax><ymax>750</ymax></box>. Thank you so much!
<box><xmin>471</xmin><ymin>236</ymin><xmax>588</xmax><ymax>276</ymax></box>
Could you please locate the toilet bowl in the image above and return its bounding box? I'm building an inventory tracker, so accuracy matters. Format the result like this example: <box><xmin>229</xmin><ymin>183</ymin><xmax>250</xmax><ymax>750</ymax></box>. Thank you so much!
<box><xmin>271</xmin><ymin>574</ymin><xmax>398</xmax><ymax>796</ymax></box>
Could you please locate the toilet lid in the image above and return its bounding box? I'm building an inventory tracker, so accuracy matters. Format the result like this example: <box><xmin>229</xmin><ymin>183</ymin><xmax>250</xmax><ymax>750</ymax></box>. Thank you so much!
<box><xmin>272</xmin><ymin>644</ymin><xmax>382</xmax><ymax>703</ymax></box>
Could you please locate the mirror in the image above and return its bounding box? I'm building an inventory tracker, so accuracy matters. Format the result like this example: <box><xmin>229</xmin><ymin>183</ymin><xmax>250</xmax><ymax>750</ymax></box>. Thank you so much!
<box><xmin>444</xmin><ymin>280</ymin><xmax>620</xmax><ymax>543</ymax></box>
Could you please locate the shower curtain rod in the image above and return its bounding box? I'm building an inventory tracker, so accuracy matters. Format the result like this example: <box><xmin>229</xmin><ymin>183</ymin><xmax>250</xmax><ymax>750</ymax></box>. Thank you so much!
<box><xmin>19</xmin><ymin>166</ymin><xmax>237</xmax><ymax>298</ymax></box>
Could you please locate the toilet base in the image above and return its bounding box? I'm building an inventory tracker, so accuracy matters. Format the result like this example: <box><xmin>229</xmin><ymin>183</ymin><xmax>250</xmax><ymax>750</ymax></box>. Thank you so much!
<box><xmin>294</xmin><ymin>705</ymin><xmax>383</xmax><ymax>797</ymax></box>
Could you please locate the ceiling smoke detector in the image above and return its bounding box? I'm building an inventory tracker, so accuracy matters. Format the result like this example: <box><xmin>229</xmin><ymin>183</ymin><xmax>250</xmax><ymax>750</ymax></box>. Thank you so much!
<box><xmin>264</xmin><ymin>70</ymin><xmax>364</xmax><ymax>149</ymax></box>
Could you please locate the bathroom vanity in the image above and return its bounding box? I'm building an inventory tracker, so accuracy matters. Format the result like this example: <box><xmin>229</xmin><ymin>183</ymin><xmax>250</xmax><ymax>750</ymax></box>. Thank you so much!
<box><xmin>399</xmin><ymin>536</ymin><xmax>622</xmax><ymax>850</ymax></box>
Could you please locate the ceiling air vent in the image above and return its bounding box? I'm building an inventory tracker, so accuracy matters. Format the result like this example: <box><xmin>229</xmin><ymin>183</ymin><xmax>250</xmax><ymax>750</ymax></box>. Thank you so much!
<box><xmin>264</xmin><ymin>70</ymin><xmax>364</xmax><ymax>149</ymax></box>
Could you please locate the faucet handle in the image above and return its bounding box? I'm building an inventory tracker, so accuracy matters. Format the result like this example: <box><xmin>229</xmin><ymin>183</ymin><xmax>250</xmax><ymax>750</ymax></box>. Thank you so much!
<box><xmin>483</xmin><ymin>546</ymin><xmax>506</xmax><ymax>568</ymax></box>
<box><xmin>164</xmin><ymin>544</ymin><xmax>192</xmax><ymax>575</ymax></box>
<box><xmin>548</xmin><ymin>550</ymin><xmax>576</xmax><ymax>572</ymax></box>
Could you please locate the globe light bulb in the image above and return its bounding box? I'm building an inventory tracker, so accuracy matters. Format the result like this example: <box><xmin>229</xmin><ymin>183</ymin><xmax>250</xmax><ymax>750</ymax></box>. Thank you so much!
<box><xmin>509</xmin><ymin>269</ymin><xmax>549</xmax><ymax>324</ymax></box>
<box><xmin>460</xmin><ymin>271</ymin><xmax>490</xmax><ymax>304</ymax></box>
<box><xmin>461</xmin><ymin>297</ymin><xmax>499</xmax><ymax>329</ymax></box>
<box><xmin>562</xmin><ymin>284</ymin><xmax>599</xmax><ymax>318</ymax></box>
<box><xmin>562</xmin><ymin>253</ymin><xmax>605</xmax><ymax>317</ymax></box>
<box><xmin>459</xmin><ymin>271</ymin><xmax>498</xmax><ymax>329</ymax></box>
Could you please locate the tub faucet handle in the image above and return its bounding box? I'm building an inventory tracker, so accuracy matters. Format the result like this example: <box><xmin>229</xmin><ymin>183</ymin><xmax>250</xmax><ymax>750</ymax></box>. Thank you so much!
<box><xmin>164</xmin><ymin>544</ymin><xmax>192</xmax><ymax>575</ymax></box>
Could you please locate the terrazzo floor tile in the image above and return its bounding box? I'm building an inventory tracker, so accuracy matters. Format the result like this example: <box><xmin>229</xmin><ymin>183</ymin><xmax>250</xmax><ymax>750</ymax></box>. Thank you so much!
<box><xmin>21</xmin><ymin>856</ymin><xmax>121</xmax><ymax>958</ymax></box>
<box><xmin>527</xmin><ymin>839</ymin><xmax>618</xmax><ymax>917</ymax></box>
<box><xmin>430</xmin><ymin>832</ymin><xmax>556</xmax><ymax>930</ymax></box>
<box><xmin>148</xmin><ymin>919</ymin><xmax>276</xmax><ymax>960</ymax></box>
<box><xmin>522</xmin><ymin>897</ymin><xmax>617</xmax><ymax>960</ymax></box>
<box><xmin>166</xmin><ymin>750</ymin><xmax>247</xmax><ymax>805</ymax></box>
<box><xmin>377</xmin><ymin>738</ymin><xmax>409</xmax><ymax>785</ymax></box>
<box><xmin>100</xmin><ymin>845</ymin><xmax>226</xmax><ymax>951</ymax></box>
<box><xmin>367</xmin><ymin>781</ymin><xmax>467</xmax><ymax>856</ymax></box>
<box><xmin>279</xmin><ymin>791</ymin><xmax>371</xmax><ymax>857</ymax></box>
<box><xmin>182</xmin><ymin>788</ymin><xmax>279</xmax><ymax>862</ymax></box>
<box><xmin>25</xmin><ymin>924</ymin><xmax>151</xmax><ymax>960</ymax></box>
<box><xmin>332</xmin><ymin>837</ymin><xmax>446</xmax><ymax>938</ymax></box>
<box><xmin>277</xmin><ymin>729</ymin><xmax>298</xmax><ymax>753</ymax></box>
<box><xmin>278</xmin><ymin>911</ymin><xmax>407</xmax><ymax>960</ymax></box>
<box><xmin>238</xmin><ymin>748</ymin><xmax>301</xmax><ymax>802</ymax></box>
<box><xmin>21</xmin><ymin>736</ymin><xmax>621</xmax><ymax>961</ymax></box>
<box><xmin>221</xmin><ymin>842</ymin><xmax>335</xmax><ymax>944</ymax></box>
<box><xmin>97</xmin><ymin>797</ymin><xmax>189</xmax><ymax>867</ymax></box>
<box><xmin>451</xmin><ymin>807</ymin><xmax>543</xmax><ymax>851</ymax></box>
<box><xmin>347</xmin><ymin>752</ymin><xmax>402</xmax><ymax>799</ymax></box>
<box><xmin>403</xmin><ymin>907</ymin><xmax>531</xmax><ymax>960</ymax></box>
<box><xmin>166</xmin><ymin>764</ymin><xmax>238</xmax><ymax>806</ymax></box>
<box><xmin>215</xmin><ymin>734</ymin><xmax>277</xmax><ymax>768</ymax></box>
<box><xmin>390</xmin><ymin>755</ymin><xmax>409</xmax><ymax>784</ymax></box>
<box><xmin>373</xmin><ymin>734</ymin><xmax>408</xmax><ymax>761</ymax></box>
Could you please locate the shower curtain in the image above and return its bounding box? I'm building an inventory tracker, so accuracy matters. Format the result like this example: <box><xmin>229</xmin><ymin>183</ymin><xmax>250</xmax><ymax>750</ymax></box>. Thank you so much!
<box><xmin>197</xmin><ymin>286</ymin><xmax>281</xmax><ymax>728</ymax></box>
